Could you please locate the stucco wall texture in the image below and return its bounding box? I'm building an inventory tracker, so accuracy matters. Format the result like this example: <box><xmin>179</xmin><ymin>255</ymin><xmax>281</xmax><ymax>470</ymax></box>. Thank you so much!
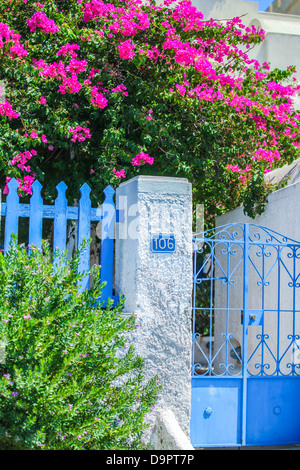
<box><xmin>115</xmin><ymin>176</ymin><xmax>193</xmax><ymax>445</ymax></box>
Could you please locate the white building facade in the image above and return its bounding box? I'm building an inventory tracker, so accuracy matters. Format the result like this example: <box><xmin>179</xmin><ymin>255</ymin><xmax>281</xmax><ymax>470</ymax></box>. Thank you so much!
<box><xmin>193</xmin><ymin>0</ymin><xmax>300</xmax><ymax>82</ymax></box>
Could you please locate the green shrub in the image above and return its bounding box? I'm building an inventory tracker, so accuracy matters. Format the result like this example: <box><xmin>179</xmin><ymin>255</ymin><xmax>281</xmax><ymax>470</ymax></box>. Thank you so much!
<box><xmin>0</xmin><ymin>239</ymin><xmax>161</xmax><ymax>450</ymax></box>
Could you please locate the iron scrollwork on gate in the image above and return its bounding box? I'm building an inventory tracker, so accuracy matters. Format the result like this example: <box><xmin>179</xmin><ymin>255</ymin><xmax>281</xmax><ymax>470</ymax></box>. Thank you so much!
<box><xmin>192</xmin><ymin>223</ymin><xmax>300</xmax><ymax>378</ymax></box>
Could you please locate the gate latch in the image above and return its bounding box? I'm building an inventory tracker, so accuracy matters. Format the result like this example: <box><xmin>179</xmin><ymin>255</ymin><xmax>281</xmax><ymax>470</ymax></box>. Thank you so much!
<box><xmin>241</xmin><ymin>310</ymin><xmax>264</xmax><ymax>326</ymax></box>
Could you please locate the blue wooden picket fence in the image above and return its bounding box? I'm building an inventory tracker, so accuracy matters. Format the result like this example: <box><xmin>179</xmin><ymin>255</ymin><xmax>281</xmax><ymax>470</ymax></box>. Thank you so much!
<box><xmin>0</xmin><ymin>177</ymin><xmax>121</xmax><ymax>305</ymax></box>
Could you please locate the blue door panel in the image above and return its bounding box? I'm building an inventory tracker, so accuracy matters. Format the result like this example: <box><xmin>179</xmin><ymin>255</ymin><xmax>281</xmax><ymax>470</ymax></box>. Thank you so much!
<box><xmin>191</xmin><ymin>378</ymin><xmax>242</xmax><ymax>447</ymax></box>
<box><xmin>246</xmin><ymin>377</ymin><xmax>300</xmax><ymax>446</ymax></box>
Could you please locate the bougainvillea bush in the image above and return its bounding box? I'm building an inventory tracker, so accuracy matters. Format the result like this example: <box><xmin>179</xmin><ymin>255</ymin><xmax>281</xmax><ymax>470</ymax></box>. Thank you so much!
<box><xmin>0</xmin><ymin>239</ymin><xmax>161</xmax><ymax>450</ymax></box>
<box><xmin>0</xmin><ymin>0</ymin><xmax>300</xmax><ymax>218</ymax></box>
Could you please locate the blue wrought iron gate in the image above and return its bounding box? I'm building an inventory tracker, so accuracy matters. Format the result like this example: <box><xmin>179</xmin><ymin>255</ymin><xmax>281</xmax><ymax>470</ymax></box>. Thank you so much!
<box><xmin>191</xmin><ymin>223</ymin><xmax>300</xmax><ymax>448</ymax></box>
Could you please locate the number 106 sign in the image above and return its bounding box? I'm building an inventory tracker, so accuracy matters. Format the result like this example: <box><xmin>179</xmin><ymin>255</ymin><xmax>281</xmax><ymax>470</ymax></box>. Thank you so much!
<box><xmin>151</xmin><ymin>234</ymin><xmax>176</xmax><ymax>253</ymax></box>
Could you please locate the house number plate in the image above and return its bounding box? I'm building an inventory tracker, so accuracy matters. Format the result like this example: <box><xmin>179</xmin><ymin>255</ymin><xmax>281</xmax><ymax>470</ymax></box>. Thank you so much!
<box><xmin>151</xmin><ymin>234</ymin><xmax>176</xmax><ymax>253</ymax></box>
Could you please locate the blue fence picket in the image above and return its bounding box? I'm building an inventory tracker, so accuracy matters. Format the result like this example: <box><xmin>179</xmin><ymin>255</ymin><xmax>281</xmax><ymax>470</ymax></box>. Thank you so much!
<box><xmin>4</xmin><ymin>178</ymin><xmax>19</xmax><ymax>254</ymax></box>
<box><xmin>53</xmin><ymin>181</ymin><xmax>68</xmax><ymax>256</ymax></box>
<box><xmin>100</xmin><ymin>185</ymin><xmax>117</xmax><ymax>304</ymax></box>
<box><xmin>77</xmin><ymin>182</ymin><xmax>91</xmax><ymax>292</ymax></box>
<box><xmin>29</xmin><ymin>180</ymin><xmax>43</xmax><ymax>250</ymax></box>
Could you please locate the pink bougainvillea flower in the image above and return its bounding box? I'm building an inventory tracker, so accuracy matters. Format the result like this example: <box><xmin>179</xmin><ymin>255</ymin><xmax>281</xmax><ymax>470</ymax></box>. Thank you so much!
<box><xmin>2</xmin><ymin>176</ymin><xmax>11</xmax><ymax>195</ymax></box>
<box><xmin>113</xmin><ymin>168</ymin><xmax>126</xmax><ymax>178</ymax></box>
<box><xmin>111</xmin><ymin>83</ymin><xmax>127</xmax><ymax>95</ymax></box>
<box><xmin>251</xmin><ymin>147</ymin><xmax>281</xmax><ymax>163</ymax></box>
<box><xmin>90</xmin><ymin>86</ymin><xmax>108</xmax><ymax>109</ymax></box>
<box><xmin>18</xmin><ymin>175</ymin><xmax>36</xmax><ymax>195</ymax></box>
<box><xmin>0</xmin><ymin>22</ymin><xmax>27</xmax><ymax>58</ymax></box>
<box><xmin>69</xmin><ymin>125</ymin><xmax>92</xmax><ymax>142</ymax></box>
<box><xmin>0</xmin><ymin>101</ymin><xmax>19</xmax><ymax>119</ymax></box>
<box><xmin>27</xmin><ymin>11</ymin><xmax>59</xmax><ymax>34</ymax></box>
<box><xmin>59</xmin><ymin>75</ymin><xmax>82</xmax><ymax>95</ymax></box>
<box><xmin>10</xmin><ymin>149</ymin><xmax>33</xmax><ymax>170</ymax></box>
<box><xmin>131</xmin><ymin>151</ymin><xmax>154</xmax><ymax>166</ymax></box>
<box><xmin>118</xmin><ymin>39</ymin><xmax>135</xmax><ymax>60</ymax></box>
<box><xmin>175</xmin><ymin>84</ymin><xmax>186</xmax><ymax>95</ymax></box>
<box><xmin>39</xmin><ymin>96</ymin><xmax>47</xmax><ymax>105</ymax></box>
<box><xmin>56</xmin><ymin>43</ymin><xmax>80</xmax><ymax>58</ymax></box>
<box><xmin>66</xmin><ymin>58</ymin><xmax>87</xmax><ymax>74</ymax></box>
<box><xmin>146</xmin><ymin>109</ymin><xmax>153</xmax><ymax>120</ymax></box>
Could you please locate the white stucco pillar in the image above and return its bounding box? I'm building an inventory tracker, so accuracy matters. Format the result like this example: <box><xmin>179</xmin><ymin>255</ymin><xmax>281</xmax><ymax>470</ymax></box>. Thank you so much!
<box><xmin>114</xmin><ymin>175</ymin><xmax>193</xmax><ymax>447</ymax></box>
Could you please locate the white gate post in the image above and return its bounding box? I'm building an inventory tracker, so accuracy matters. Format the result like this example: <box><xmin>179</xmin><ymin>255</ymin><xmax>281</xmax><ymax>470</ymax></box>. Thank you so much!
<box><xmin>114</xmin><ymin>175</ymin><xmax>193</xmax><ymax>449</ymax></box>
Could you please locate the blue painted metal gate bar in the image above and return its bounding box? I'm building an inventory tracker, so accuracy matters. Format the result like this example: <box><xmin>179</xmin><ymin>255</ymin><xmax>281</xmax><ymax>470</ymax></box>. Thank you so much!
<box><xmin>191</xmin><ymin>223</ymin><xmax>300</xmax><ymax>447</ymax></box>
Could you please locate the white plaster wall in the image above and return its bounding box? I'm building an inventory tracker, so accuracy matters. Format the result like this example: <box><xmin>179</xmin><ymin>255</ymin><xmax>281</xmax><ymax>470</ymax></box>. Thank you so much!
<box><xmin>192</xmin><ymin>0</ymin><xmax>259</xmax><ymax>23</ymax></box>
<box><xmin>250</xmin><ymin>15</ymin><xmax>300</xmax><ymax>76</ymax></box>
<box><xmin>216</xmin><ymin>181</ymin><xmax>300</xmax><ymax>246</ymax></box>
<box><xmin>268</xmin><ymin>0</ymin><xmax>300</xmax><ymax>15</ymax></box>
<box><xmin>150</xmin><ymin>408</ymin><xmax>194</xmax><ymax>450</ymax></box>
<box><xmin>114</xmin><ymin>176</ymin><xmax>193</xmax><ymax>444</ymax></box>
<box><xmin>191</xmin><ymin>0</ymin><xmax>300</xmax><ymax>79</ymax></box>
